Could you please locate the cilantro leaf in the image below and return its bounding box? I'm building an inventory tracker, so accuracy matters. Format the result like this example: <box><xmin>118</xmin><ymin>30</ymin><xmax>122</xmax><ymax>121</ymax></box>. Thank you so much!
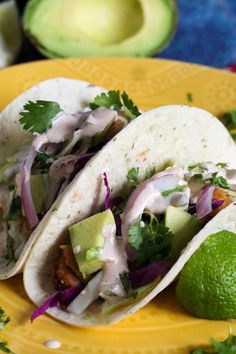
<box><xmin>19</xmin><ymin>100</ymin><xmax>61</xmax><ymax>134</ymax></box>
<box><xmin>128</xmin><ymin>212</ymin><xmax>173</xmax><ymax>267</ymax></box>
<box><xmin>0</xmin><ymin>341</ymin><xmax>14</xmax><ymax>354</ymax></box>
<box><xmin>89</xmin><ymin>91</ymin><xmax>141</xmax><ymax>121</ymax></box>
<box><xmin>0</xmin><ymin>308</ymin><xmax>10</xmax><ymax>331</ymax></box>
<box><xmin>161</xmin><ymin>184</ymin><xmax>186</xmax><ymax>197</ymax></box>
<box><xmin>119</xmin><ymin>272</ymin><xmax>131</xmax><ymax>295</ymax></box>
<box><xmin>190</xmin><ymin>327</ymin><xmax>236</xmax><ymax>354</ymax></box>
<box><xmin>221</xmin><ymin>109</ymin><xmax>236</xmax><ymax>130</ymax></box>
<box><xmin>145</xmin><ymin>167</ymin><xmax>157</xmax><ymax>180</ymax></box>
<box><xmin>119</xmin><ymin>272</ymin><xmax>137</xmax><ymax>299</ymax></box>
<box><xmin>2</xmin><ymin>198</ymin><xmax>22</xmax><ymax>222</ymax></box>
<box><xmin>127</xmin><ymin>167</ymin><xmax>139</xmax><ymax>188</ymax></box>
<box><xmin>120</xmin><ymin>92</ymin><xmax>140</xmax><ymax>120</ymax></box>
<box><xmin>188</xmin><ymin>163</ymin><xmax>200</xmax><ymax>171</ymax></box>
<box><xmin>4</xmin><ymin>235</ymin><xmax>15</xmax><ymax>266</ymax></box>
<box><xmin>89</xmin><ymin>91</ymin><xmax>121</xmax><ymax>110</ymax></box>
<box><xmin>217</xmin><ymin>162</ymin><xmax>228</xmax><ymax>169</ymax></box>
<box><xmin>207</xmin><ymin>172</ymin><xmax>230</xmax><ymax>189</ymax></box>
<box><xmin>186</xmin><ymin>92</ymin><xmax>193</xmax><ymax>102</ymax></box>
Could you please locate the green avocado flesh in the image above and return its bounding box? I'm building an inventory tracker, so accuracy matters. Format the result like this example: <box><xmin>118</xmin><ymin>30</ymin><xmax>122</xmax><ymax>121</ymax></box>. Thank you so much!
<box><xmin>165</xmin><ymin>206</ymin><xmax>202</xmax><ymax>264</ymax></box>
<box><xmin>69</xmin><ymin>210</ymin><xmax>115</xmax><ymax>276</ymax></box>
<box><xmin>30</xmin><ymin>174</ymin><xmax>46</xmax><ymax>214</ymax></box>
<box><xmin>23</xmin><ymin>0</ymin><xmax>177</xmax><ymax>57</ymax></box>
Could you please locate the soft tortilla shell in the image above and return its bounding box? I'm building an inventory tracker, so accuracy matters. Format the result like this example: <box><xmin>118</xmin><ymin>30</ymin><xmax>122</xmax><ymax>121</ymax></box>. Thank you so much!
<box><xmin>23</xmin><ymin>105</ymin><xmax>236</xmax><ymax>325</ymax></box>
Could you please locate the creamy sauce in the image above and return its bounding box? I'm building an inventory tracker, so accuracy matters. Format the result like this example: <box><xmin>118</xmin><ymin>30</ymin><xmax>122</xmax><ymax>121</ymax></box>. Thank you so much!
<box><xmin>99</xmin><ymin>224</ymin><xmax>128</xmax><ymax>299</ymax></box>
<box><xmin>122</xmin><ymin>167</ymin><xmax>190</xmax><ymax>244</ymax></box>
<box><xmin>73</xmin><ymin>245</ymin><xmax>81</xmax><ymax>254</ymax></box>
<box><xmin>81</xmin><ymin>107</ymin><xmax>117</xmax><ymax>138</ymax></box>
<box><xmin>43</xmin><ymin>340</ymin><xmax>61</xmax><ymax>349</ymax></box>
<box><xmin>185</xmin><ymin>162</ymin><xmax>236</xmax><ymax>202</ymax></box>
<box><xmin>33</xmin><ymin>113</ymin><xmax>82</xmax><ymax>151</ymax></box>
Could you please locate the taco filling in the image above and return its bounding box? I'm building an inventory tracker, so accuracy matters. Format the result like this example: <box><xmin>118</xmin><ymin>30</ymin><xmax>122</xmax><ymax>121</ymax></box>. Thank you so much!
<box><xmin>31</xmin><ymin>161</ymin><xmax>236</xmax><ymax>321</ymax></box>
<box><xmin>0</xmin><ymin>91</ymin><xmax>141</xmax><ymax>267</ymax></box>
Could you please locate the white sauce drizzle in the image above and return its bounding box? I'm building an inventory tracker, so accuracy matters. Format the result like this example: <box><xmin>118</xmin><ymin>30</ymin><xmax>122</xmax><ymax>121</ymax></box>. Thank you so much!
<box><xmin>122</xmin><ymin>167</ymin><xmax>190</xmax><ymax>245</ymax></box>
<box><xmin>99</xmin><ymin>224</ymin><xmax>128</xmax><ymax>300</ymax></box>
<box><xmin>73</xmin><ymin>245</ymin><xmax>81</xmax><ymax>254</ymax></box>
<box><xmin>43</xmin><ymin>340</ymin><xmax>61</xmax><ymax>349</ymax></box>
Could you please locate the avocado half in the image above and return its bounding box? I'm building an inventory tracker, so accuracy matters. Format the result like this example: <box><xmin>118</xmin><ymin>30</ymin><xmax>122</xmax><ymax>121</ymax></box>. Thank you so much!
<box><xmin>23</xmin><ymin>0</ymin><xmax>178</xmax><ymax>58</ymax></box>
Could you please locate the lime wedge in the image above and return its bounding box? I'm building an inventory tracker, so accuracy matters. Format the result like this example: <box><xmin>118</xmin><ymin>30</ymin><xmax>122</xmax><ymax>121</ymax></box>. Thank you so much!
<box><xmin>0</xmin><ymin>0</ymin><xmax>21</xmax><ymax>68</ymax></box>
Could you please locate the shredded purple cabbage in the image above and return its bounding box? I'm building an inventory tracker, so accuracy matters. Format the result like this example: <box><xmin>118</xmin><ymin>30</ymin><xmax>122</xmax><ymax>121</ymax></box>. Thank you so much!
<box><xmin>68</xmin><ymin>152</ymin><xmax>95</xmax><ymax>183</ymax></box>
<box><xmin>31</xmin><ymin>286</ymin><xmax>82</xmax><ymax>322</ymax></box>
<box><xmin>189</xmin><ymin>198</ymin><xmax>224</xmax><ymax>216</ymax></box>
<box><xmin>103</xmin><ymin>172</ymin><xmax>111</xmax><ymax>210</ymax></box>
<box><xmin>129</xmin><ymin>260</ymin><xmax>169</xmax><ymax>289</ymax></box>
<box><xmin>212</xmin><ymin>199</ymin><xmax>224</xmax><ymax>209</ymax></box>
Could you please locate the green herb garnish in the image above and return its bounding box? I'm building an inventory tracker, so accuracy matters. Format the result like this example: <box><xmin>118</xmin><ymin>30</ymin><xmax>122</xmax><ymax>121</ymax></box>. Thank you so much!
<box><xmin>36</xmin><ymin>151</ymin><xmax>51</xmax><ymax>164</ymax></box>
<box><xmin>4</xmin><ymin>235</ymin><xmax>15</xmax><ymax>266</ymax></box>
<box><xmin>190</xmin><ymin>327</ymin><xmax>236</xmax><ymax>354</ymax></box>
<box><xmin>0</xmin><ymin>341</ymin><xmax>14</xmax><ymax>354</ymax></box>
<box><xmin>145</xmin><ymin>167</ymin><xmax>157</xmax><ymax>180</ymax></box>
<box><xmin>186</xmin><ymin>92</ymin><xmax>193</xmax><ymax>102</ymax></box>
<box><xmin>128</xmin><ymin>212</ymin><xmax>173</xmax><ymax>267</ymax></box>
<box><xmin>217</xmin><ymin>162</ymin><xmax>228</xmax><ymax>169</ymax></box>
<box><xmin>188</xmin><ymin>163</ymin><xmax>200</xmax><ymax>171</ymax></box>
<box><xmin>127</xmin><ymin>167</ymin><xmax>139</xmax><ymax>188</ymax></box>
<box><xmin>206</xmin><ymin>172</ymin><xmax>229</xmax><ymax>189</ymax></box>
<box><xmin>19</xmin><ymin>100</ymin><xmax>61</xmax><ymax>134</ymax></box>
<box><xmin>89</xmin><ymin>91</ymin><xmax>141</xmax><ymax>121</ymax></box>
<box><xmin>119</xmin><ymin>272</ymin><xmax>137</xmax><ymax>299</ymax></box>
<box><xmin>3</xmin><ymin>198</ymin><xmax>22</xmax><ymax>222</ymax></box>
<box><xmin>0</xmin><ymin>309</ymin><xmax>9</xmax><ymax>331</ymax></box>
<box><xmin>0</xmin><ymin>308</ymin><xmax>14</xmax><ymax>354</ymax></box>
<box><xmin>221</xmin><ymin>109</ymin><xmax>236</xmax><ymax>131</ymax></box>
<box><xmin>161</xmin><ymin>184</ymin><xmax>186</xmax><ymax>197</ymax></box>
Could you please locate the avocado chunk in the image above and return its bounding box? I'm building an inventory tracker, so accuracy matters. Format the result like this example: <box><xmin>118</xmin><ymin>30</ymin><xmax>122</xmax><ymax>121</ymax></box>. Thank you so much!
<box><xmin>165</xmin><ymin>206</ymin><xmax>202</xmax><ymax>264</ymax></box>
<box><xmin>69</xmin><ymin>210</ymin><xmax>115</xmax><ymax>276</ymax></box>
<box><xmin>23</xmin><ymin>0</ymin><xmax>177</xmax><ymax>57</ymax></box>
<box><xmin>30</xmin><ymin>174</ymin><xmax>46</xmax><ymax>214</ymax></box>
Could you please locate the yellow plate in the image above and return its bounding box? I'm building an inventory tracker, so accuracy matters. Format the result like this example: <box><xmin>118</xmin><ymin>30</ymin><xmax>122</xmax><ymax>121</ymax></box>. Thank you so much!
<box><xmin>1</xmin><ymin>58</ymin><xmax>236</xmax><ymax>354</ymax></box>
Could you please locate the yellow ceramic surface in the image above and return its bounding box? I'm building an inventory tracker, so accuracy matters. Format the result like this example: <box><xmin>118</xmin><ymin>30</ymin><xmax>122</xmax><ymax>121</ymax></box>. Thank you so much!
<box><xmin>0</xmin><ymin>58</ymin><xmax>236</xmax><ymax>354</ymax></box>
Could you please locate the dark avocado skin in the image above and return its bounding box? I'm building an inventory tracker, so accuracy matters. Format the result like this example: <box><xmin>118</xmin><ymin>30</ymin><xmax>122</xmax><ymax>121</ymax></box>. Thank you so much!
<box><xmin>23</xmin><ymin>0</ymin><xmax>178</xmax><ymax>58</ymax></box>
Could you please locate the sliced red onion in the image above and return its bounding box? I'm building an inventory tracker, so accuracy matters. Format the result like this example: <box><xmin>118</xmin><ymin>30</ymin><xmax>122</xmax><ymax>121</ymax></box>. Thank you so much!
<box><xmin>225</xmin><ymin>63</ymin><xmax>236</xmax><ymax>73</ymax></box>
<box><xmin>103</xmin><ymin>172</ymin><xmax>111</xmax><ymax>210</ymax></box>
<box><xmin>129</xmin><ymin>260</ymin><xmax>169</xmax><ymax>289</ymax></box>
<box><xmin>31</xmin><ymin>286</ymin><xmax>82</xmax><ymax>322</ymax></box>
<box><xmin>20</xmin><ymin>146</ymin><xmax>38</xmax><ymax>229</ymax></box>
<box><xmin>212</xmin><ymin>199</ymin><xmax>224</xmax><ymax>209</ymax></box>
<box><xmin>196</xmin><ymin>185</ymin><xmax>215</xmax><ymax>218</ymax></box>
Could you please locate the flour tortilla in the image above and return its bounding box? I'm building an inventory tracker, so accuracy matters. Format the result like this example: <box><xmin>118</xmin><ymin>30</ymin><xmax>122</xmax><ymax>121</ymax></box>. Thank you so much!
<box><xmin>0</xmin><ymin>77</ymin><xmax>106</xmax><ymax>279</ymax></box>
<box><xmin>23</xmin><ymin>105</ymin><xmax>236</xmax><ymax>326</ymax></box>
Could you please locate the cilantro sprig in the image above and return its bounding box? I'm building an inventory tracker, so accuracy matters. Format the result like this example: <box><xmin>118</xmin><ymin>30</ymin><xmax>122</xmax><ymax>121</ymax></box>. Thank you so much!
<box><xmin>0</xmin><ymin>309</ymin><xmax>9</xmax><ymax>331</ymax></box>
<box><xmin>119</xmin><ymin>272</ymin><xmax>137</xmax><ymax>299</ymax></box>
<box><xmin>19</xmin><ymin>100</ymin><xmax>61</xmax><ymax>134</ymax></box>
<box><xmin>161</xmin><ymin>185</ymin><xmax>186</xmax><ymax>197</ymax></box>
<box><xmin>4</xmin><ymin>236</ymin><xmax>15</xmax><ymax>266</ymax></box>
<box><xmin>190</xmin><ymin>327</ymin><xmax>236</xmax><ymax>354</ymax></box>
<box><xmin>221</xmin><ymin>109</ymin><xmax>236</xmax><ymax>131</ymax></box>
<box><xmin>206</xmin><ymin>172</ymin><xmax>229</xmax><ymax>190</ymax></box>
<box><xmin>0</xmin><ymin>308</ymin><xmax>14</xmax><ymax>354</ymax></box>
<box><xmin>127</xmin><ymin>167</ymin><xmax>139</xmax><ymax>188</ymax></box>
<box><xmin>128</xmin><ymin>212</ymin><xmax>173</xmax><ymax>267</ymax></box>
<box><xmin>89</xmin><ymin>91</ymin><xmax>141</xmax><ymax>121</ymax></box>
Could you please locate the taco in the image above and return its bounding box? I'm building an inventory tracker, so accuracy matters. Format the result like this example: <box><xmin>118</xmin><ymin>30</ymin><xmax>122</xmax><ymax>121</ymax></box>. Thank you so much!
<box><xmin>0</xmin><ymin>77</ymin><xmax>141</xmax><ymax>279</ymax></box>
<box><xmin>23</xmin><ymin>104</ymin><xmax>236</xmax><ymax>326</ymax></box>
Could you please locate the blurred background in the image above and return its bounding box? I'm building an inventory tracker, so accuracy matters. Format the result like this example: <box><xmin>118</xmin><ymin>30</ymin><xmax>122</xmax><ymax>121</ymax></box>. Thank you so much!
<box><xmin>0</xmin><ymin>0</ymin><xmax>236</xmax><ymax>69</ymax></box>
